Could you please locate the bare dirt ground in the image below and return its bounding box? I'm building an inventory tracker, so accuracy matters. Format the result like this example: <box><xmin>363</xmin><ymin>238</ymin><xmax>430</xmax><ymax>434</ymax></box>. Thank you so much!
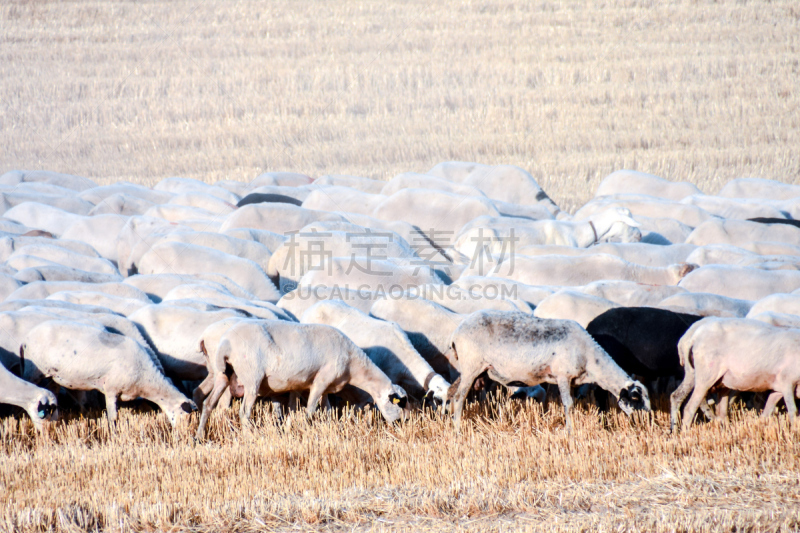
<box><xmin>2</xmin><ymin>1</ymin><xmax>800</xmax><ymax>531</ymax></box>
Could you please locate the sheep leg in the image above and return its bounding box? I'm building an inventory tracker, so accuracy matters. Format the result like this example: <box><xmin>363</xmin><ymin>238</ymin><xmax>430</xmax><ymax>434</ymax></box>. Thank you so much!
<box><xmin>218</xmin><ymin>388</ymin><xmax>233</xmax><ymax>409</ymax></box>
<box><xmin>761</xmin><ymin>391</ymin><xmax>783</xmax><ymax>419</ymax></box>
<box><xmin>714</xmin><ymin>388</ymin><xmax>731</xmax><ymax>423</ymax></box>
<box><xmin>452</xmin><ymin>366</ymin><xmax>488</xmax><ymax>430</ymax></box>
<box><xmin>104</xmin><ymin>392</ymin><xmax>120</xmax><ymax>431</ymax></box>
<box><xmin>196</xmin><ymin>374</ymin><xmax>230</xmax><ymax>440</ymax></box>
<box><xmin>556</xmin><ymin>377</ymin><xmax>574</xmax><ymax>433</ymax></box>
<box><xmin>239</xmin><ymin>388</ymin><xmax>258</xmax><ymax>433</ymax></box>
<box><xmin>271</xmin><ymin>399</ymin><xmax>285</xmax><ymax>423</ymax></box>
<box><xmin>670</xmin><ymin>369</ymin><xmax>695</xmax><ymax>433</ymax></box>
<box><xmin>306</xmin><ymin>381</ymin><xmax>331</xmax><ymax>418</ymax></box>
<box><xmin>681</xmin><ymin>385</ymin><xmax>710</xmax><ymax>432</ymax></box>
<box><xmin>781</xmin><ymin>384</ymin><xmax>798</xmax><ymax>425</ymax></box>
<box><xmin>192</xmin><ymin>374</ymin><xmax>214</xmax><ymax>407</ymax></box>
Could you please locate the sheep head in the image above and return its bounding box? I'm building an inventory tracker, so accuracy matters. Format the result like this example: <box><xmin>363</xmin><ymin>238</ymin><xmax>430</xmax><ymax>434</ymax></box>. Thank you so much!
<box><xmin>591</xmin><ymin>207</ymin><xmax>642</xmax><ymax>244</ymax></box>
<box><xmin>375</xmin><ymin>384</ymin><xmax>409</xmax><ymax>423</ymax></box>
<box><xmin>617</xmin><ymin>381</ymin><xmax>651</xmax><ymax>415</ymax></box>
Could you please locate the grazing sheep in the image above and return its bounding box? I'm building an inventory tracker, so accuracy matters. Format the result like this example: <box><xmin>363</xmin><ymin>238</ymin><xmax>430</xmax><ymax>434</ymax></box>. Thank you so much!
<box><xmin>302</xmin><ymin>186</ymin><xmax>387</xmax><ymax>216</ymax></box>
<box><xmin>514</xmin><ymin>242</ymin><xmax>696</xmax><ymax>269</ymax></box>
<box><xmin>446</xmin><ymin>311</ymin><xmax>650</xmax><ymax>430</ymax></box>
<box><xmin>369</xmin><ymin>296</ymin><xmax>462</xmax><ymax>379</ymax></box>
<box><xmin>6</xmin><ymin>281</ymin><xmax>150</xmax><ymax>303</ymax></box>
<box><xmin>0</xmin><ymin>192</ymin><xmax>94</xmax><ymax>216</ymax></box>
<box><xmin>749</xmin><ymin>311</ymin><xmax>800</xmax><ymax>329</ymax></box>
<box><xmin>381</xmin><ymin>172</ymin><xmax>487</xmax><ymax>198</ymax></box>
<box><xmin>6</xmin><ymin>243</ymin><xmax>119</xmax><ymax>276</ymax></box>
<box><xmin>196</xmin><ymin>319</ymin><xmax>408</xmax><ymax>439</ymax></box>
<box><xmin>237</xmin><ymin>191</ymin><xmax>305</xmax><ymax>207</ymax></box>
<box><xmin>123</xmin><ymin>273</ymin><xmax>256</xmax><ymax>302</ymax></box>
<box><xmin>451</xmin><ymin>276</ymin><xmax>555</xmax><ymax>308</ymax></box>
<box><xmin>301</xmin><ymin>300</ymin><xmax>450</xmax><ymax>404</ymax></box>
<box><xmin>46</xmin><ymin>291</ymin><xmax>147</xmax><ymax>316</ymax></box>
<box><xmin>150</xmin><ymin>231</ymin><xmax>273</xmax><ymax>274</ymax></box>
<box><xmin>248</xmin><ymin>171</ymin><xmax>313</xmax><ymax>189</ymax></box>
<box><xmin>678</xmin><ymin>265</ymin><xmax>800</xmax><ymax>301</ymax></box>
<box><xmin>0</xmin><ymin>274</ymin><xmax>23</xmax><ymax>300</ymax></box>
<box><xmin>371</xmin><ymin>189</ymin><xmax>501</xmax><ymax>248</ymax></box>
<box><xmin>152</xmin><ymin>177</ymin><xmax>240</xmax><ymax>204</ymax></box>
<box><xmin>0</xmin><ymin>363</ymin><xmax>58</xmax><ymax>431</ymax></box>
<box><xmin>2</xmin><ymin>203</ymin><xmax>85</xmax><ymax>237</ymax></box>
<box><xmin>295</xmin><ymin>257</ymin><xmax>444</xmax><ymax>294</ymax></box>
<box><xmin>340</xmin><ymin>213</ymin><xmax>453</xmax><ymax>266</ymax></box>
<box><xmin>453</xmin><ymin>207</ymin><xmax>642</xmax><ymax>263</ymax></box>
<box><xmin>680</xmin><ymin>195</ymin><xmax>787</xmax><ymax>221</ymax></box>
<box><xmin>79</xmin><ymin>183</ymin><xmax>174</xmax><ymax>205</ymax></box>
<box><xmin>88</xmin><ymin>193</ymin><xmax>155</xmax><ymax>216</ymax></box>
<box><xmin>0</xmin><ymin>170</ymin><xmax>97</xmax><ymax>192</ymax></box>
<box><xmin>278</xmin><ymin>286</ymin><xmax>382</xmax><ymax>319</ymax></box>
<box><xmin>579</xmin><ymin>280</ymin><xmax>686</xmax><ymax>308</ymax></box>
<box><xmin>167</xmin><ymin>192</ymin><xmax>238</xmax><ymax>214</ymax></box>
<box><xmin>21</xmin><ymin>320</ymin><xmax>194</xmax><ymax>426</ymax></box>
<box><xmin>686</xmin><ymin>219</ymin><xmax>800</xmax><ymax>248</ymax></box>
<box><xmin>427</xmin><ymin>162</ymin><xmax>559</xmax><ymax>214</ymax></box>
<box><xmin>219</xmin><ymin>203</ymin><xmax>345</xmax><ymax>235</ymax></box>
<box><xmin>13</xmin><ymin>265</ymin><xmax>121</xmax><ymax>284</ymax></box>
<box><xmin>586</xmin><ymin>307</ymin><xmax>703</xmax><ymax>381</ymax></box>
<box><xmin>657</xmin><ymin>292</ymin><xmax>753</xmax><ymax>318</ymax></box>
<box><xmin>222</xmin><ymin>228</ymin><xmax>286</xmax><ymax>252</ymax></box>
<box><xmin>268</xmin><ymin>229</ymin><xmax>419</xmax><ymax>292</ymax></box>
<box><xmin>670</xmin><ymin>318</ymin><xmax>800</xmax><ymax>431</ymax></box>
<box><xmin>128</xmin><ymin>304</ymin><xmax>248</xmax><ymax>381</ymax></box>
<box><xmin>718</xmin><ymin>178</ymin><xmax>800</xmax><ymax>201</ymax></box>
<box><xmin>115</xmin><ymin>216</ymin><xmax>194</xmax><ymax>276</ymax></box>
<box><xmin>636</xmin><ymin>216</ymin><xmax>694</xmax><ymax>245</ymax></box>
<box><xmin>746</xmin><ymin>294</ymin><xmax>800</xmax><ymax>319</ymax></box>
<box><xmin>533</xmin><ymin>290</ymin><xmax>619</xmax><ymax>328</ymax></box>
<box><xmin>684</xmin><ymin>244</ymin><xmax>798</xmax><ymax>268</ymax></box>
<box><xmin>0</xmin><ymin>235</ymin><xmax>101</xmax><ymax>262</ymax></box>
<box><xmin>594</xmin><ymin>170</ymin><xmax>701</xmax><ymax>201</ymax></box>
<box><xmin>0</xmin><ymin>299</ymin><xmax>121</xmax><ymax>315</ymax></box>
<box><xmin>60</xmin><ymin>214</ymin><xmax>130</xmax><ymax>264</ymax></box>
<box><xmin>575</xmin><ymin>196</ymin><xmax>715</xmax><ymax>228</ymax></box>
<box><xmin>468</xmin><ymin>253</ymin><xmax>695</xmax><ymax>287</ymax></box>
<box><xmin>143</xmin><ymin>204</ymin><xmax>222</xmax><ymax>224</ymax></box>
<box><xmin>137</xmin><ymin>241</ymin><xmax>281</xmax><ymax>302</ymax></box>
<box><xmin>314</xmin><ymin>174</ymin><xmax>385</xmax><ymax>194</ymax></box>
<box><xmin>425</xmin><ymin>283</ymin><xmax>531</xmax><ymax>314</ymax></box>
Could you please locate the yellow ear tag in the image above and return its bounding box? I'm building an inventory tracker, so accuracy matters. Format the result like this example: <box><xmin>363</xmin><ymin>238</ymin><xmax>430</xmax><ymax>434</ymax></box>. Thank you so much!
<box><xmin>392</xmin><ymin>398</ymin><xmax>400</xmax><ymax>404</ymax></box>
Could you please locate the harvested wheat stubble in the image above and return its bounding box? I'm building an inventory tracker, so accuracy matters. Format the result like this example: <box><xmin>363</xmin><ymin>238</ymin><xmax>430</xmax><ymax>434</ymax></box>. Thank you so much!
<box><xmin>1</xmin><ymin>396</ymin><xmax>799</xmax><ymax>532</ymax></box>
<box><xmin>2</xmin><ymin>0</ymin><xmax>800</xmax><ymax>211</ymax></box>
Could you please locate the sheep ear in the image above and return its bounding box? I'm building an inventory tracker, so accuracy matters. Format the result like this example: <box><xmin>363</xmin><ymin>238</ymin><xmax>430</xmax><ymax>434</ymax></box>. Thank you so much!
<box><xmin>389</xmin><ymin>394</ymin><xmax>407</xmax><ymax>409</ymax></box>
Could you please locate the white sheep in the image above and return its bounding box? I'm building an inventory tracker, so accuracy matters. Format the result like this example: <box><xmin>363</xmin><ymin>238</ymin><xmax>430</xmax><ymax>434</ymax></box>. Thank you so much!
<box><xmin>196</xmin><ymin>319</ymin><xmax>408</xmax><ymax>439</ymax></box>
<box><xmin>670</xmin><ymin>318</ymin><xmax>800</xmax><ymax>431</ymax></box>
<box><xmin>454</xmin><ymin>207</ymin><xmax>642</xmax><ymax>261</ymax></box>
<box><xmin>446</xmin><ymin>311</ymin><xmax>650</xmax><ymax>431</ymax></box>
<box><xmin>301</xmin><ymin>300</ymin><xmax>451</xmax><ymax>404</ymax></box>
<box><xmin>21</xmin><ymin>320</ymin><xmax>195</xmax><ymax>427</ymax></box>
<box><xmin>0</xmin><ymin>363</ymin><xmax>58</xmax><ymax>431</ymax></box>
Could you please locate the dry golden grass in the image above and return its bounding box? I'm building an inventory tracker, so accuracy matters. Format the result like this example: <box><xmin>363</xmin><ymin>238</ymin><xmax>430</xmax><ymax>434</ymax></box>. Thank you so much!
<box><xmin>3</xmin><ymin>1</ymin><xmax>800</xmax><ymax>530</ymax></box>
<box><xmin>1</xmin><ymin>396</ymin><xmax>800</xmax><ymax>532</ymax></box>
<box><xmin>2</xmin><ymin>0</ymin><xmax>800</xmax><ymax>212</ymax></box>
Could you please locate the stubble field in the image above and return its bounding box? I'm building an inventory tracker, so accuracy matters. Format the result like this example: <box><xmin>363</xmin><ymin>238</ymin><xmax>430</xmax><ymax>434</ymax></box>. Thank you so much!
<box><xmin>2</xmin><ymin>0</ymin><xmax>800</xmax><ymax>531</ymax></box>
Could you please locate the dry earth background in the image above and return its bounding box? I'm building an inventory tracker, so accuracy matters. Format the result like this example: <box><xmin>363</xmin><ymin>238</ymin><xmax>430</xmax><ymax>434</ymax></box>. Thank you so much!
<box><xmin>1</xmin><ymin>0</ymin><xmax>800</xmax><ymax>531</ymax></box>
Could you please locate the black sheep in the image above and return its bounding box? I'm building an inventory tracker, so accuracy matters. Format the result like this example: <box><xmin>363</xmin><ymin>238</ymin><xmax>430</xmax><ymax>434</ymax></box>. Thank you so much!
<box><xmin>586</xmin><ymin>306</ymin><xmax>703</xmax><ymax>380</ymax></box>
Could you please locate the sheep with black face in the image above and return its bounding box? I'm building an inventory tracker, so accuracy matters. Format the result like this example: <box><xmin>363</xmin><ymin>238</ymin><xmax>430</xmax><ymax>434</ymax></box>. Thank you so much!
<box><xmin>446</xmin><ymin>311</ymin><xmax>650</xmax><ymax>431</ymax></box>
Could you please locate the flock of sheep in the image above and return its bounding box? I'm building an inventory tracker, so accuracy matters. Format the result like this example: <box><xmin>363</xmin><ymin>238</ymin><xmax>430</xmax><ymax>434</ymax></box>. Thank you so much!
<box><xmin>1</xmin><ymin>163</ymin><xmax>799</xmax><ymax>439</ymax></box>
